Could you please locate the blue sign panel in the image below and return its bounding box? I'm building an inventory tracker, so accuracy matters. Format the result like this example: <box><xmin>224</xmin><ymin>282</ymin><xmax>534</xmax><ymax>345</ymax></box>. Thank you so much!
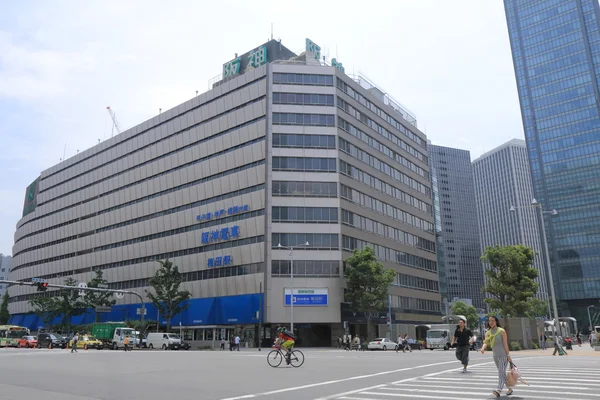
<box><xmin>197</xmin><ymin>204</ymin><xmax>249</xmax><ymax>222</ymax></box>
<box><xmin>201</xmin><ymin>225</ymin><xmax>240</xmax><ymax>244</ymax></box>
<box><xmin>208</xmin><ymin>255</ymin><xmax>232</xmax><ymax>268</ymax></box>
<box><xmin>284</xmin><ymin>289</ymin><xmax>328</xmax><ymax>307</ymax></box>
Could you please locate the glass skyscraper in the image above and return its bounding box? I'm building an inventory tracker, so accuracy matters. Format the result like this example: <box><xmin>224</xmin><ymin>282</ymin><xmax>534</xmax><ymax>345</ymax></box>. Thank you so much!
<box><xmin>504</xmin><ymin>0</ymin><xmax>600</xmax><ymax>323</ymax></box>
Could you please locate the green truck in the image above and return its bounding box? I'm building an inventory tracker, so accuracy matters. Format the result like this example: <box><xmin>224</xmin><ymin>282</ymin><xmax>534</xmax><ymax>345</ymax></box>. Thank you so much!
<box><xmin>91</xmin><ymin>322</ymin><xmax>137</xmax><ymax>350</ymax></box>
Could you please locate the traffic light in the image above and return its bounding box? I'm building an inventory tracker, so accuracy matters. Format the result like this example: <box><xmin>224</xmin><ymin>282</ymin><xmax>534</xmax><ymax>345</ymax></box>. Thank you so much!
<box><xmin>36</xmin><ymin>282</ymin><xmax>48</xmax><ymax>292</ymax></box>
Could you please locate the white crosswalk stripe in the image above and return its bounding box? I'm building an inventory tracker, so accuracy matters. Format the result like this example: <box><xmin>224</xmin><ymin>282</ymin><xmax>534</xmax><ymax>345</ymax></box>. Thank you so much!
<box><xmin>321</xmin><ymin>361</ymin><xmax>600</xmax><ymax>399</ymax></box>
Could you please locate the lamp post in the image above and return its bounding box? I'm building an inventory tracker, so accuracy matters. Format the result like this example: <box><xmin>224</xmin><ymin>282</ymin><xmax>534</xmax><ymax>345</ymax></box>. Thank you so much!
<box><xmin>587</xmin><ymin>305</ymin><xmax>595</xmax><ymax>334</ymax></box>
<box><xmin>277</xmin><ymin>241</ymin><xmax>309</xmax><ymax>333</ymax></box>
<box><xmin>510</xmin><ymin>198</ymin><xmax>561</xmax><ymax>341</ymax></box>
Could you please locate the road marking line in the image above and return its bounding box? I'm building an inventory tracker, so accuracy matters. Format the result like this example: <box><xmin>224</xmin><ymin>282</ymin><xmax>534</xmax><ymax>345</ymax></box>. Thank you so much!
<box><xmin>386</xmin><ymin>383</ymin><xmax>592</xmax><ymax>391</ymax></box>
<box><xmin>380</xmin><ymin>387</ymin><xmax>600</xmax><ymax>397</ymax></box>
<box><xmin>421</xmin><ymin>376</ymin><xmax>600</xmax><ymax>385</ymax></box>
<box><xmin>352</xmin><ymin>393</ymin><xmax>481</xmax><ymax>400</ymax></box>
<box><xmin>218</xmin><ymin>359</ymin><xmax>461</xmax><ymax>400</ymax></box>
<box><xmin>360</xmin><ymin>390</ymin><xmax>589</xmax><ymax>400</ymax></box>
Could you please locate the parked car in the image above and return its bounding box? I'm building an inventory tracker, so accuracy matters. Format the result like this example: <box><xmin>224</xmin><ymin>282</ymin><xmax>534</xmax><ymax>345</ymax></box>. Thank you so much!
<box><xmin>180</xmin><ymin>341</ymin><xmax>191</xmax><ymax>350</ymax></box>
<box><xmin>146</xmin><ymin>333</ymin><xmax>181</xmax><ymax>350</ymax></box>
<box><xmin>18</xmin><ymin>336</ymin><xmax>38</xmax><ymax>348</ymax></box>
<box><xmin>37</xmin><ymin>333</ymin><xmax>68</xmax><ymax>349</ymax></box>
<box><xmin>69</xmin><ymin>335</ymin><xmax>104</xmax><ymax>350</ymax></box>
<box><xmin>368</xmin><ymin>338</ymin><xmax>397</xmax><ymax>351</ymax></box>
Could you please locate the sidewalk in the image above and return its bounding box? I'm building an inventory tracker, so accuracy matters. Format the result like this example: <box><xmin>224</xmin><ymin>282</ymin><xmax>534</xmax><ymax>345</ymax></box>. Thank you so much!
<box><xmin>516</xmin><ymin>344</ymin><xmax>599</xmax><ymax>357</ymax></box>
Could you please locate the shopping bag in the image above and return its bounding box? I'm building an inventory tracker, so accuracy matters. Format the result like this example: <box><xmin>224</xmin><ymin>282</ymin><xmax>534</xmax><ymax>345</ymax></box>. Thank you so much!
<box><xmin>508</xmin><ymin>362</ymin><xmax>529</xmax><ymax>386</ymax></box>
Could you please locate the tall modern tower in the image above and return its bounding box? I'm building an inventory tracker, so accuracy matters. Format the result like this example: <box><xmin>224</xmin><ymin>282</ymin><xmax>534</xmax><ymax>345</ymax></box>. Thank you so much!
<box><xmin>504</xmin><ymin>0</ymin><xmax>600</xmax><ymax>321</ymax></box>
<box><xmin>472</xmin><ymin>139</ymin><xmax>549</xmax><ymax>311</ymax></box>
<box><xmin>429</xmin><ymin>145</ymin><xmax>485</xmax><ymax>309</ymax></box>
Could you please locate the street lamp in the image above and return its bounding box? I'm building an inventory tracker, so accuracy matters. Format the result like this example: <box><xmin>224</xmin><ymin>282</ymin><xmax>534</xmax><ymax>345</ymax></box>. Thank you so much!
<box><xmin>587</xmin><ymin>305</ymin><xmax>595</xmax><ymax>333</ymax></box>
<box><xmin>277</xmin><ymin>241</ymin><xmax>309</xmax><ymax>333</ymax></box>
<box><xmin>510</xmin><ymin>198</ymin><xmax>561</xmax><ymax>341</ymax></box>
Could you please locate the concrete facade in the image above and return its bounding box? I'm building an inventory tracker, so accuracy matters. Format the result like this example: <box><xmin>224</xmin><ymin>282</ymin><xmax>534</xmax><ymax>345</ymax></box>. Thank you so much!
<box><xmin>473</xmin><ymin>139</ymin><xmax>549</xmax><ymax>307</ymax></box>
<box><xmin>8</xmin><ymin>40</ymin><xmax>440</xmax><ymax>344</ymax></box>
<box><xmin>0</xmin><ymin>255</ymin><xmax>11</xmax><ymax>299</ymax></box>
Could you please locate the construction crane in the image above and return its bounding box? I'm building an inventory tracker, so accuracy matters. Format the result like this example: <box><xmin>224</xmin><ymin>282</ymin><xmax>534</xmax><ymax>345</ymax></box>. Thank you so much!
<box><xmin>106</xmin><ymin>106</ymin><xmax>122</xmax><ymax>137</ymax></box>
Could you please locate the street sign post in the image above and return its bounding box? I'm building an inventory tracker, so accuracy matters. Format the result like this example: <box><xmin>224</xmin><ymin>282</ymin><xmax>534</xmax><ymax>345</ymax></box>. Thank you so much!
<box><xmin>136</xmin><ymin>308</ymin><xmax>147</xmax><ymax>316</ymax></box>
<box><xmin>95</xmin><ymin>306</ymin><xmax>112</xmax><ymax>313</ymax></box>
<box><xmin>78</xmin><ymin>282</ymin><xmax>88</xmax><ymax>297</ymax></box>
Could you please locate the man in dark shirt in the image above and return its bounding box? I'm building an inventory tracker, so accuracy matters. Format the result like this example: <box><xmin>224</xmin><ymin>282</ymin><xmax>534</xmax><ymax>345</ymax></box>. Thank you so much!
<box><xmin>451</xmin><ymin>318</ymin><xmax>473</xmax><ymax>372</ymax></box>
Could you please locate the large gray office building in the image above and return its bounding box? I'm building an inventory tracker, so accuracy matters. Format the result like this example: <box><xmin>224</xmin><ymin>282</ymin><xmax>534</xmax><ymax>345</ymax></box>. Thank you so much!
<box><xmin>473</xmin><ymin>139</ymin><xmax>549</xmax><ymax>309</ymax></box>
<box><xmin>428</xmin><ymin>145</ymin><xmax>485</xmax><ymax>310</ymax></box>
<box><xmin>8</xmin><ymin>38</ymin><xmax>440</xmax><ymax>346</ymax></box>
<box><xmin>0</xmin><ymin>255</ymin><xmax>11</xmax><ymax>299</ymax></box>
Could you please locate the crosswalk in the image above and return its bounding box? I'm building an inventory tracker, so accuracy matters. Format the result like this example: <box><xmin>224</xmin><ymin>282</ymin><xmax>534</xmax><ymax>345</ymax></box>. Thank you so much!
<box><xmin>324</xmin><ymin>360</ymin><xmax>600</xmax><ymax>399</ymax></box>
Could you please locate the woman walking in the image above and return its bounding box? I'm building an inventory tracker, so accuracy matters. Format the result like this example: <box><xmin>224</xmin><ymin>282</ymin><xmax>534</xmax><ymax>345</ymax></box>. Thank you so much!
<box><xmin>481</xmin><ymin>316</ymin><xmax>513</xmax><ymax>398</ymax></box>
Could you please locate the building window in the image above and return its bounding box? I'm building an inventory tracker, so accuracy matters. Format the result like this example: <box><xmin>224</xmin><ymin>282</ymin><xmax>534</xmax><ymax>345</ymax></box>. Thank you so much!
<box><xmin>272</xmin><ymin>157</ymin><xmax>336</xmax><ymax>172</ymax></box>
<box><xmin>272</xmin><ymin>134</ymin><xmax>335</xmax><ymax>149</ymax></box>
<box><xmin>272</xmin><ymin>233</ymin><xmax>339</xmax><ymax>250</ymax></box>
<box><xmin>272</xmin><ymin>207</ymin><xmax>338</xmax><ymax>223</ymax></box>
<box><xmin>272</xmin><ymin>181</ymin><xmax>337</xmax><ymax>197</ymax></box>
<box><xmin>272</xmin><ymin>73</ymin><xmax>333</xmax><ymax>86</ymax></box>
<box><xmin>271</xmin><ymin>260</ymin><xmax>340</xmax><ymax>277</ymax></box>
<box><xmin>393</xmin><ymin>273</ymin><xmax>439</xmax><ymax>293</ymax></box>
<box><xmin>272</xmin><ymin>93</ymin><xmax>334</xmax><ymax>106</ymax></box>
<box><xmin>272</xmin><ymin>113</ymin><xmax>335</xmax><ymax>126</ymax></box>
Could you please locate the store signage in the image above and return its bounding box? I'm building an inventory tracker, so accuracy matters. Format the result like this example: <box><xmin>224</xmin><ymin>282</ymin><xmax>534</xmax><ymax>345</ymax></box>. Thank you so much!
<box><xmin>305</xmin><ymin>38</ymin><xmax>321</xmax><ymax>60</ymax></box>
<box><xmin>223</xmin><ymin>45</ymin><xmax>268</xmax><ymax>79</ymax></box>
<box><xmin>284</xmin><ymin>288</ymin><xmax>328</xmax><ymax>307</ymax></box>
<box><xmin>197</xmin><ymin>204</ymin><xmax>249</xmax><ymax>221</ymax></box>
<box><xmin>207</xmin><ymin>255</ymin><xmax>232</xmax><ymax>268</ymax></box>
<box><xmin>332</xmin><ymin>58</ymin><xmax>345</xmax><ymax>73</ymax></box>
<box><xmin>201</xmin><ymin>225</ymin><xmax>240</xmax><ymax>244</ymax></box>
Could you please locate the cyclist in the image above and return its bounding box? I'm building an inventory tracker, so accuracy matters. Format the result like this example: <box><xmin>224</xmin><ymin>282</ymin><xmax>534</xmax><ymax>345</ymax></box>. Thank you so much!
<box><xmin>277</xmin><ymin>327</ymin><xmax>296</xmax><ymax>364</ymax></box>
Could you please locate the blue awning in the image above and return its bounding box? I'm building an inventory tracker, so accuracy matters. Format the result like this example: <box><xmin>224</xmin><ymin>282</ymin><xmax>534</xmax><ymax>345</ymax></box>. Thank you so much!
<box><xmin>21</xmin><ymin>314</ymin><xmax>39</xmax><ymax>331</ymax></box>
<box><xmin>10</xmin><ymin>314</ymin><xmax>25</xmax><ymax>326</ymax></box>
<box><xmin>163</xmin><ymin>298</ymin><xmax>215</xmax><ymax>326</ymax></box>
<box><xmin>215</xmin><ymin>294</ymin><xmax>260</xmax><ymax>325</ymax></box>
<box><xmin>71</xmin><ymin>314</ymin><xmax>84</xmax><ymax>325</ymax></box>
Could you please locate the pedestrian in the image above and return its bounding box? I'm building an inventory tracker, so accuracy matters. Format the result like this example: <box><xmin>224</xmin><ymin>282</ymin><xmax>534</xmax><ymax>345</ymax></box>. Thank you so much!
<box><xmin>481</xmin><ymin>316</ymin><xmax>513</xmax><ymax>398</ymax></box>
<box><xmin>123</xmin><ymin>335</ymin><xmax>130</xmax><ymax>352</ymax></box>
<box><xmin>220</xmin><ymin>338</ymin><xmax>226</xmax><ymax>350</ymax></box>
<box><xmin>590</xmin><ymin>331</ymin><xmax>597</xmax><ymax>348</ymax></box>
<box><xmin>337</xmin><ymin>336</ymin><xmax>342</xmax><ymax>349</ymax></box>
<box><xmin>71</xmin><ymin>332</ymin><xmax>79</xmax><ymax>353</ymax></box>
<box><xmin>403</xmin><ymin>334</ymin><xmax>412</xmax><ymax>353</ymax></box>
<box><xmin>235</xmin><ymin>335</ymin><xmax>240</xmax><ymax>351</ymax></box>
<box><xmin>360</xmin><ymin>337</ymin><xmax>365</xmax><ymax>351</ymax></box>
<box><xmin>396</xmin><ymin>334</ymin><xmax>403</xmax><ymax>353</ymax></box>
<box><xmin>576</xmin><ymin>332</ymin><xmax>582</xmax><ymax>347</ymax></box>
<box><xmin>451</xmin><ymin>318</ymin><xmax>472</xmax><ymax>372</ymax></box>
<box><xmin>540</xmin><ymin>334</ymin><xmax>547</xmax><ymax>350</ymax></box>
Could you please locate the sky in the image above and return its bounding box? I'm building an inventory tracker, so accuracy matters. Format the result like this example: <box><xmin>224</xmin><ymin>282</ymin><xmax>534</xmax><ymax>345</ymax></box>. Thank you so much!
<box><xmin>0</xmin><ymin>0</ymin><xmax>524</xmax><ymax>255</ymax></box>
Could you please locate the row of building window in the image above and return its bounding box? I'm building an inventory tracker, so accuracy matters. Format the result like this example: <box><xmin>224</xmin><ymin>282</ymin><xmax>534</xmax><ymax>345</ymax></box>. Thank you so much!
<box><xmin>337</xmin><ymin>115</ymin><xmax>428</xmax><ymax>178</ymax></box>
<box><xmin>18</xmin><ymin>134</ymin><xmax>265</xmax><ymax>240</ymax></box>
<box><xmin>13</xmin><ymin>156</ymin><xmax>266</xmax><ymax>253</ymax></box>
<box><xmin>336</xmin><ymin>78</ymin><xmax>424</xmax><ymax>147</ymax></box>
<box><xmin>272</xmin><ymin>113</ymin><xmax>335</xmax><ymax>127</ymax></box>
<box><xmin>272</xmin><ymin>157</ymin><xmax>336</xmax><ymax>173</ymax></box>
<box><xmin>271</xmin><ymin>233</ymin><xmax>339</xmax><ymax>250</ymax></box>
<box><xmin>342</xmin><ymin>235</ymin><xmax>437</xmax><ymax>273</ymax></box>
<box><xmin>272</xmin><ymin>181</ymin><xmax>337</xmax><ymax>198</ymax></box>
<box><xmin>389</xmin><ymin>294</ymin><xmax>441</xmax><ymax>313</ymax></box>
<box><xmin>37</xmin><ymin>99</ymin><xmax>266</xmax><ymax>209</ymax></box>
<box><xmin>272</xmin><ymin>207</ymin><xmax>338</xmax><ymax>223</ymax></box>
<box><xmin>10</xmin><ymin>262</ymin><xmax>265</xmax><ymax>304</ymax></box>
<box><xmin>14</xmin><ymin>184</ymin><xmax>265</xmax><ymax>258</ymax></box>
<box><xmin>15</xmin><ymin>235</ymin><xmax>265</xmax><ymax>287</ymax></box>
<box><xmin>271</xmin><ymin>260</ymin><xmax>340</xmax><ymax>278</ymax></box>
<box><xmin>339</xmin><ymin>160</ymin><xmax>432</xmax><ymax>215</ymax></box>
<box><xmin>341</xmin><ymin>210</ymin><xmax>436</xmax><ymax>253</ymax></box>
<box><xmin>41</xmin><ymin>77</ymin><xmax>267</xmax><ymax>184</ymax></box>
<box><xmin>15</xmin><ymin>209</ymin><xmax>265</xmax><ymax>270</ymax></box>
<box><xmin>338</xmin><ymin>138</ymin><xmax>430</xmax><ymax>197</ymax></box>
<box><xmin>272</xmin><ymin>133</ymin><xmax>335</xmax><ymax>149</ymax></box>
<box><xmin>340</xmin><ymin>184</ymin><xmax>434</xmax><ymax>234</ymax></box>
<box><xmin>272</xmin><ymin>73</ymin><xmax>334</xmax><ymax>86</ymax></box>
<box><xmin>393</xmin><ymin>273</ymin><xmax>439</xmax><ymax>293</ymax></box>
<box><xmin>272</xmin><ymin>92</ymin><xmax>334</xmax><ymax>107</ymax></box>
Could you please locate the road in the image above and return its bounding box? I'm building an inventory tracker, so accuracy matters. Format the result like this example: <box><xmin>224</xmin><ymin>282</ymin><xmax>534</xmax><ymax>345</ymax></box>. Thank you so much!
<box><xmin>0</xmin><ymin>346</ymin><xmax>598</xmax><ymax>399</ymax></box>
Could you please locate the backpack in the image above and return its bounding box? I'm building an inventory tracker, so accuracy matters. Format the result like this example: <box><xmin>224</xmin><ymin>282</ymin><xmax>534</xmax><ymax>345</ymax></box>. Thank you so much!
<box><xmin>283</xmin><ymin>330</ymin><xmax>296</xmax><ymax>340</ymax></box>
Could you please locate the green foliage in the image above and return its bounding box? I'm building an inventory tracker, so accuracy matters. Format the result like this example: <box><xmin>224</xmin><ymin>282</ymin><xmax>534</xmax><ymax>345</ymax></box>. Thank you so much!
<box><xmin>0</xmin><ymin>291</ymin><xmax>10</xmax><ymax>325</ymax></box>
<box><xmin>54</xmin><ymin>278</ymin><xmax>87</xmax><ymax>329</ymax></box>
<box><xmin>510</xmin><ymin>341</ymin><xmax>522</xmax><ymax>351</ymax></box>
<box><xmin>125</xmin><ymin>319</ymin><xmax>156</xmax><ymax>335</ymax></box>
<box><xmin>481</xmin><ymin>245</ymin><xmax>539</xmax><ymax>318</ymax></box>
<box><xmin>84</xmin><ymin>271</ymin><xmax>117</xmax><ymax>322</ymax></box>
<box><xmin>146</xmin><ymin>259</ymin><xmax>191</xmax><ymax>331</ymax></box>
<box><xmin>344</xmin><ymin>247</ymin><xmax>396</xmax><ymax>337</ymax></box>
<box><xmin>525</xmin><ymin>298</ymin><xmax>550</xmax><ymax>319</ymax></box>
<box><xmin>29</xmin><ymin>297</ymin><xmax>59</xmax><ymax>327</ymax></box>
<box><xmin>531</xmin><ymin>341</ymin><xmax>539</xmax><ymax>349</ymax></box>
<box><xmin>450</xmin><ymin>301</ymin><xmax>479</xmax><ymax>331</ymax></box>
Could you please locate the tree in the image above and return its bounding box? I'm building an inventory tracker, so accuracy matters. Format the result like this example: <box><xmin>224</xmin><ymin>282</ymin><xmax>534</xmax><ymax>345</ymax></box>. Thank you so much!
<box><xmin>146</xmin><ymin>260</ymin><xmax>191</xmax><ymax>332</ymax></box>
<box><xmin>29</xmin><ymin>297</ymin><xmax>59</xmax><ymax>328</ymax></box>
<box><xmin>84</xmin><ymin>270</ymin><xmax>117</xmax><ymax>322</ymax></box>
<box><xmin>54</xmin><ymin>278</ymin><xmax>87</xmax><ymax>330</ymax></box>
<box><xmin>481</xmin><ymin>245</ymin><xmax>539</xmax><ymax>318</ymax></box>
<box><xmin>525</xmin><ymin>298</ymin><xmax>550</xmax><ymax>319</ymax></box>
<box><xmin>450</xmin><ymin>301</ymin><xmax>479</xmax><ymax>331</ymax></box>
<box><xmin>0</xmin><ymin>291</ymin><xmax>10</xmax><ymax>324</ymax></box>
<box><xmin>344</xmin><ymin>247</ymin><xmax>396</xmax><ymax>338</ymax></box>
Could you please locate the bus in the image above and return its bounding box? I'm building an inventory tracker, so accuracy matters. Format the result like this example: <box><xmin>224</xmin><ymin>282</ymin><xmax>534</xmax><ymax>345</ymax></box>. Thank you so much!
<box><xmin>0</xmin><ymin>325</ymin><xmax>30</xmax><ymax>347</ymax></box>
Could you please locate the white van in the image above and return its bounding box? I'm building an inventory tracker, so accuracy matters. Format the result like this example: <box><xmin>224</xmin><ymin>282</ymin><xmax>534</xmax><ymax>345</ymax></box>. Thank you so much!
<box><xmin>146</xmin><ymin>333</ymin><xmax>181</xmax><ymax>350</ymax></box>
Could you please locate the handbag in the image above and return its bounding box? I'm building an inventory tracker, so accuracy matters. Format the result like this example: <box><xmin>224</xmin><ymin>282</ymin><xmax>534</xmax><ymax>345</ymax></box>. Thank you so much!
<box><xmin>507</xmin><ymin>362</ymin><xmax>529</xmax><ymax>386</ymax></box>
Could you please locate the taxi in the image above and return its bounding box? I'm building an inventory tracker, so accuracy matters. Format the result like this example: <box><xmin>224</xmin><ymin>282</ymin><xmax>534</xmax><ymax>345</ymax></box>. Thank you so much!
<box><xmin>69</xmin><ymin>335</ymin><xmax>104</xmax><ymax>350</ymax></box>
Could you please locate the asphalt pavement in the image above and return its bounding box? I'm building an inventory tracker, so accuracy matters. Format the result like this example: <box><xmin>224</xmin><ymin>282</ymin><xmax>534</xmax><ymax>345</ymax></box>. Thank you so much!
<box><xmin>0</xmin><ymin>345</ymin><xmax>598</xmax><ymax>400</ymax></box>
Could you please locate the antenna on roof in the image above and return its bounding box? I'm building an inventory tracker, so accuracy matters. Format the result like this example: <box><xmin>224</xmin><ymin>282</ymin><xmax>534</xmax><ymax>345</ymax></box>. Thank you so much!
<box><xmin>271</xmin><ymin>23</ymin><xmax>273</xmax><ymax>40</ymax></box>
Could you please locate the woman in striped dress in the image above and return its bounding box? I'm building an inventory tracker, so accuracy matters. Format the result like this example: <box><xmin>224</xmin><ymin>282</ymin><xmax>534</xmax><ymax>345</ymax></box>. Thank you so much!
<box><xmin>481</xmin><ymin>316</ymin><xmax>513</xmax><ymax>398</ymax></box>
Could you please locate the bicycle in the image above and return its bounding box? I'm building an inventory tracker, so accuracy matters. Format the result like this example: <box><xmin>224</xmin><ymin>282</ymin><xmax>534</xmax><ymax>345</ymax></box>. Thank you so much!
<box><xmin>267</xmin><ymin>344</ymin><xmax>304</xmax><ymax>368</ymax></box>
